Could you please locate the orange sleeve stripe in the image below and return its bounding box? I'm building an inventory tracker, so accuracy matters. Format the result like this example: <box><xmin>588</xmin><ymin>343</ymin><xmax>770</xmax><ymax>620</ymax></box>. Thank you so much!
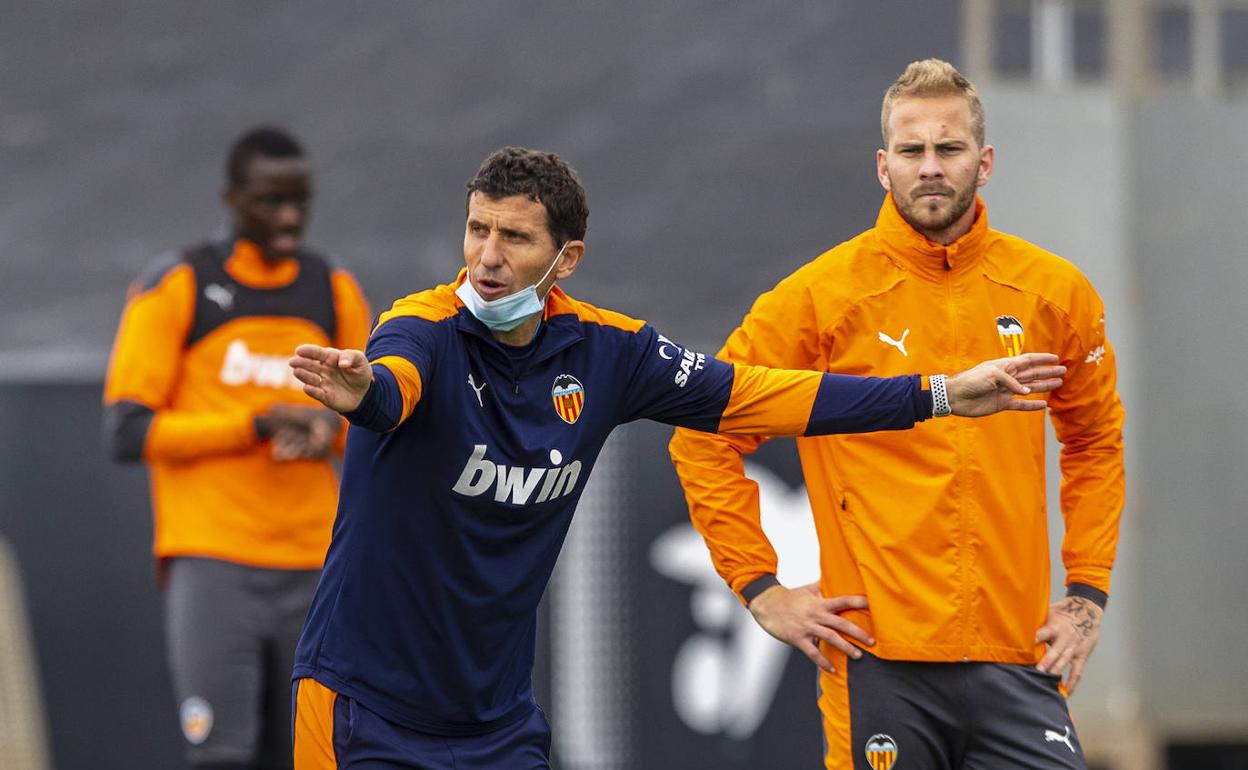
<box><xmin>715</xmin><ymin>364</ymin><xmax>823</xmax><ymax>436</ymax></box>
<box><xmin>293</xmin><ymin>678</ymin><xmax>339</xmax><ymax>769</ymax></box>
<box><xmin>373</xmin><ymin>355</ymin><xmax>423</xmax><ymax>423</ymax></box>
<box><xmin>145</xmin><ymin>411</ymin><xmax>257</xmax><ymax>460</ymax></box>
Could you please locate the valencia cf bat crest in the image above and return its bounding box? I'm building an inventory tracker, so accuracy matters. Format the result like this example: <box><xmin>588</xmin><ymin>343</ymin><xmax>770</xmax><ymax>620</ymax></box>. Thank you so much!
<box><xmin>551</xmin><ymin>374</ymin><xmax>585</xmax><ymax>425</ymax></box>
<box><xmin>996</xmin><ymin>314</ymin><xmax>1025</xmax><ymax>357</ymax></box>
<box><xmin>865</xmin><ymin>733</ymin><xmax>899</xmax><ymax>769</ymax></box>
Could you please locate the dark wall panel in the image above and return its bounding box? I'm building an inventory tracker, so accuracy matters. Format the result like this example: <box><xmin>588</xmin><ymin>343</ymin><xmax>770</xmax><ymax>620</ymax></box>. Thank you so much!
<box><xmin>0</xmin><ymin>382</ymin><xmax>185</xmax><ymax>768</ymax></box>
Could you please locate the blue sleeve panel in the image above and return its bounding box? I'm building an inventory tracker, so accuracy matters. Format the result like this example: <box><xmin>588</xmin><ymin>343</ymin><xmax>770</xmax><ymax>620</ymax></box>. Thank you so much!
<box><xmin>805</xmin><ymin>373</ymin><xmax>932</xmax><ymax>436</ymax></box>
<box><xmin>343</xmin><ymin>364</ymin><xmax>405</xmax><ymax>433</ymax></box>
<box><xmin>618</xmin><ymin>325</ymin><xmax>734</xmax><ymax>431</ymax></box>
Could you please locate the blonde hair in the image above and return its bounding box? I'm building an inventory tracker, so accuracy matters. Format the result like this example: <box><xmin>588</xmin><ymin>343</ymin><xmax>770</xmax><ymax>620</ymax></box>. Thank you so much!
<box><xmin>881</xmin><ymin>58</ymin><xmax>985</xmax><ymax>147</ymax></box>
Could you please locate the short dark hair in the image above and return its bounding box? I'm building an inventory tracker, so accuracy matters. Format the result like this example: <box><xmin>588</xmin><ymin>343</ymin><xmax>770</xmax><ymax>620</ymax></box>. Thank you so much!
<box><xmin>465</xmin><ymin>147</ymin><xmax>589</xmax><ymax>245</ymax></box>
<box><xmin>226</xmin><ymin>127</ymin><xmax>304</xmax><ymax>187</ymax></box>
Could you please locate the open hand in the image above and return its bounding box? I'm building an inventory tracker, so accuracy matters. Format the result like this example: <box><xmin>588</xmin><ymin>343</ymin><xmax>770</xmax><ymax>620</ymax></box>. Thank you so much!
<box><xmin>947</xmin><ymin>353</ymin><xmax>1066</xmax><ymax>417</ymax></box>
<box><xmin>288</xmin><ymin>344</ymin><xmax>373</xmax><ymax>413</ymax></box>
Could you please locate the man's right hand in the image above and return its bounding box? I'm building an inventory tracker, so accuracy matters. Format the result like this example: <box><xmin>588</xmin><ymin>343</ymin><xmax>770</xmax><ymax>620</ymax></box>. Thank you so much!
<box><xmin>289</xmin><ymin>344</ymin><xmax>373</xmax><ymax>414</ymax></box>
<box><xmin>946</xmin><ymin>352</ymin><xmax>1066</xmax><ymax>417</ymax></box>
<box><xmin>747</xmin><ymin>583</ymin><xmax>873</xmax><ymax>674</ymax></box>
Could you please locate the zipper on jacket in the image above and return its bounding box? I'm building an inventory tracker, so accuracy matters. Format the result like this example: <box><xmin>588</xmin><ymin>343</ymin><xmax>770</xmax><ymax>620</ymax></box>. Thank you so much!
<box><xmin>945</xmin><ymin>263</ymin><xmax>970</xmax><ymax>655</ymax></box>
<box><xmin>510</xmin><ymin>358</ymin><xmax>526</xmax><ymax>394</ymax></box>
<box><xmin>506</xmin><ymin>340</ymin><xmax>538</xmax><ymax>395</ymax></box>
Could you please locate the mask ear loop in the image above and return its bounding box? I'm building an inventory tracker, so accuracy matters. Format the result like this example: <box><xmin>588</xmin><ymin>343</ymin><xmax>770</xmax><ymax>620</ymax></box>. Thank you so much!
<box><xmin>536</xmin><ymin>241</ymin><xmax>570</xmax><ymax>302</ymax></box>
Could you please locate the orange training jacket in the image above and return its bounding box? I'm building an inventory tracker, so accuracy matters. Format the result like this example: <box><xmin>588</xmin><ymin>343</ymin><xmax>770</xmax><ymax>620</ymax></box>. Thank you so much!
<box><xmin>103</xmin><ymin>239</ymin><xmax>371</xmax><ymax>569</ymax></box>
<box><xmin>669</xmin><ymin>194</ymin><xmax>1125</xmax><ymax>665</ymax></box>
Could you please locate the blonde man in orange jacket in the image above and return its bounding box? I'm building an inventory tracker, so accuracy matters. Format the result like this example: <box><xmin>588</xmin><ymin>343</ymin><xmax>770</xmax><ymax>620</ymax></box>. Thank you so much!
<box><xmin>669</xmin><ymin>59</ymin><xmax>1124</xmax><ymax>770</ymax></box>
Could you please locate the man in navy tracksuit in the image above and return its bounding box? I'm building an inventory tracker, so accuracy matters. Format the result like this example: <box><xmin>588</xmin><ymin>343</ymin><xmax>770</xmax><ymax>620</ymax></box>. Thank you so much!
<box><xmin>287</xmin><ymin>147</ymin><xmax>1064</xmax><ymax>768</ymax></box>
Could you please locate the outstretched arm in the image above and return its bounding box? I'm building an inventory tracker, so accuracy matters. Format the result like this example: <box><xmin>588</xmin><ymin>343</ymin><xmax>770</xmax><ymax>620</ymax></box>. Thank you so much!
<box><xmin>669</xmin><ymin>351</ymin><xmax>1064</xmax><ymax>672</ymax></box>
<box><xmin>707</xmin><ymin>351</ymin><xmax>1065</xmax><ymax>439</ymax></box>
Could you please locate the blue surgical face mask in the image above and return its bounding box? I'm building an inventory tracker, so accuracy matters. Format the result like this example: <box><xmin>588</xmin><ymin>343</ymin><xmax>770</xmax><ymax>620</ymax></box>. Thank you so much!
<box><xmin>455</xmin><ymin>242</ymin><xmax>568</xmax><ymax>332</ymax></box>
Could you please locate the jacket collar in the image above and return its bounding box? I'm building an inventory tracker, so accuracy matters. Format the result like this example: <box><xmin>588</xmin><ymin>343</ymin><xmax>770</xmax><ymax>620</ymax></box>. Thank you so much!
<box><xmin>450</xmin><ymin>269</ymin><xmax>585</xmax><ymax>362</ymax></box>
<box><xmin>220</xmin><ymin>238</ymin><xmax>301</xmax><ymax>288</ymax></box>
<box><xmin>874</xmin><ymin>192</ymin><xmax>989</xmax><ymax>278</ymax></box>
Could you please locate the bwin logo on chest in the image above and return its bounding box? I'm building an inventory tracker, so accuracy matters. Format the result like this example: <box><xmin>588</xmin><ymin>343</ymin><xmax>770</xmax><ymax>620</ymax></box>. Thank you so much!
<box><xmin>219</xmin><ymin>340</ymin><xmax>300</xmax><ymax>389</ymax></box>
<box><xmin>452</xmin><ymin>444</ymin><xmax>582</xmax><ymax>505</ymax></box>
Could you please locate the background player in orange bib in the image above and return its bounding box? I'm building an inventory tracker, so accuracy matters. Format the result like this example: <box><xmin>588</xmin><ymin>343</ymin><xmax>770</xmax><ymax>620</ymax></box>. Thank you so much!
<box><xmin>103</xmin><ymin>127</ymin><xmax>371</xmax><ymax>770</ymax></box>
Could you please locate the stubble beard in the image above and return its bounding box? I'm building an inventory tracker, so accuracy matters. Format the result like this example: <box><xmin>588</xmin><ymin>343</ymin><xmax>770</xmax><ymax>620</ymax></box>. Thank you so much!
<box><xmin>896</xmin><ymin>178</ymin><xmax>977</xmax><ymax>240</ymax></box>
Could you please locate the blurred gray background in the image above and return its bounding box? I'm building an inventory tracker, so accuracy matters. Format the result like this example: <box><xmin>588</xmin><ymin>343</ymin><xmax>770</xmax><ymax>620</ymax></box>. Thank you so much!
<box><xmin>2</xmin><ymin>1</ymin><xmax>1247</xmax><ymax>768</ymax></box>
<box><xmin>2</xmin><ymin>1</ymin><xmax>958</xmax><ymax>364</ymax></box>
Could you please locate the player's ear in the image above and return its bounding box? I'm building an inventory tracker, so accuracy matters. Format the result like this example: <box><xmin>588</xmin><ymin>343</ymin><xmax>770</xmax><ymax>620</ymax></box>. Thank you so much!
<box><xmin>876</xmin><ymin>148</ymin><xmax>891</xmax><ymax>191</ymax></box>
<box><xmin>977</xmin><ymin>145</ymin><xmax>995</xmax><ymax>188</ymax></box>
<box><xmin>554</xmin><ymin>241</ymin><xmax>584</xmax><ymax>281</ymax></box>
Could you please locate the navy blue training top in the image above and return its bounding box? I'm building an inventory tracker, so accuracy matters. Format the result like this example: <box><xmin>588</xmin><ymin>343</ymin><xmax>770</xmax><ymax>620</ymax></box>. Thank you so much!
<box><xmin>293</xmin><ymin>275</ymin><xmax>931</xmax><ymax>735</ymax></box>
